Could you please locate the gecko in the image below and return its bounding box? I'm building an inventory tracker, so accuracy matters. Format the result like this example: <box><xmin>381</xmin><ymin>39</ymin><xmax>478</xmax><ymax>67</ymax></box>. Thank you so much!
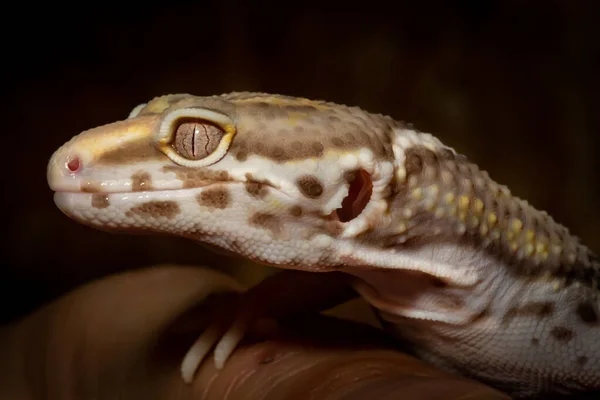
<box><xmin>46</xmin><ymin>92</ymin><xmax>599</xmax><ymax>398</ymax></box>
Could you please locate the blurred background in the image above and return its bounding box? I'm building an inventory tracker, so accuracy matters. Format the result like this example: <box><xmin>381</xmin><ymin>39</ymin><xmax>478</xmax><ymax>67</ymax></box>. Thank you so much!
<box><xmin>2</xmin><ymin>1</ymin><xmax>598</xmax><ymax>324</ymax></box>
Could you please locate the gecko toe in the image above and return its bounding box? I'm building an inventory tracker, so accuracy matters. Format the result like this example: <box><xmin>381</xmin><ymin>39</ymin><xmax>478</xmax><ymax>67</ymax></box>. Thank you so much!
<box><xmin>213</xmin><ymin>318</ymin><xmax>249</xmax><ymax>369</ymax></box>
<box><xmin>181</xmin><ymin>322</ymin><xmax>224</xmax><ymax>383</ymax></box>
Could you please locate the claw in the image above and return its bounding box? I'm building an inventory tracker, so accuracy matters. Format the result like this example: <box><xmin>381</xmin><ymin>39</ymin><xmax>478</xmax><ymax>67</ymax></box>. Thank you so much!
<box><xmin>177</xmin><ymin>267</ymin><xmax>246</xmax><ymax>383</ymax></box>
<box><xmin>213</xmin><ymin>318</ymin><xmax>249</xmax><ymax>369</ymax></box>
<box><xmin>181</xmin><ymin>321</ymin><xmax>224</xmax><ymax>383</ymax></box>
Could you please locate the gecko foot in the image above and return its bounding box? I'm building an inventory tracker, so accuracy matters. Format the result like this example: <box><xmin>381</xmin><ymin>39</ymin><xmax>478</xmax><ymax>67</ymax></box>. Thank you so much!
<box><xmin>179</xmin><ymin>269</ymin><xmax>353</xmax><ymax>383</ymax></box>
<box><xmin>179</xmin><ymin>278</ymin><xmax>279</xmax><ymax>383</ymax></box>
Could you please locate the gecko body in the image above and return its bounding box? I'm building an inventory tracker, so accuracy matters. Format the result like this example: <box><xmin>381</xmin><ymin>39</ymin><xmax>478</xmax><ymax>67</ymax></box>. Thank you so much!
<box><xmin>47</xmin><ymin>93</ymin><xmax>599</xmax><ymax>398</ymax></box>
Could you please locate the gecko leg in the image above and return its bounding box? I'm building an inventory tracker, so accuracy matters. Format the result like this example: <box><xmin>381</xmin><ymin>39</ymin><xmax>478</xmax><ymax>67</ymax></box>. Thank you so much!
<box><xmin>180</xmin><ymin>269</ymin><xmax>358</xmax><ymax>383</ymax></box>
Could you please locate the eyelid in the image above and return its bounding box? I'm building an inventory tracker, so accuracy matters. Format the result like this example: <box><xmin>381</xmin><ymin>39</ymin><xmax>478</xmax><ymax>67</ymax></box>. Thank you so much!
<box><xmin>128</xmin><ymin>103</ymin><xmax>147</xmax><ymax>119</ymax></box>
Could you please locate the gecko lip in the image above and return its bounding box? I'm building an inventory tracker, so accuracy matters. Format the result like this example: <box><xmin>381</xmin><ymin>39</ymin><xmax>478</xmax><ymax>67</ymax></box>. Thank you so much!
<box><xmin>53</xmin><ymin>189</ymin><xmax>186</xmax><ymax>215</ymax></box>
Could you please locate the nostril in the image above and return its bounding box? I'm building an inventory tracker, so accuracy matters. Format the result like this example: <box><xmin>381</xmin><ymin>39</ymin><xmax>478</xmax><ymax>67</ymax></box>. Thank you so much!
<box><xmin>66</xmin><ymin>156</ymin><xmax>82</xmax><ymax>173</ymax></box>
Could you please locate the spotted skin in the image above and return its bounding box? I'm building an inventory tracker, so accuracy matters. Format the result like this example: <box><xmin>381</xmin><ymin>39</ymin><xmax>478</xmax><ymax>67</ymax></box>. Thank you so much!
<box><xmin>47</xmin><ymin>92</ymin><xmax>599</xmax><ymax>398</ymax></box>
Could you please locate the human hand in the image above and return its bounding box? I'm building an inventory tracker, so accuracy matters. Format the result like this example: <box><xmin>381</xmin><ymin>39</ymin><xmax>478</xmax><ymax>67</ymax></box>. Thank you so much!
<box><xmin>0</xmin><ymin>265</ymin><xmax>508</xmax><ymax>399</ymax></box>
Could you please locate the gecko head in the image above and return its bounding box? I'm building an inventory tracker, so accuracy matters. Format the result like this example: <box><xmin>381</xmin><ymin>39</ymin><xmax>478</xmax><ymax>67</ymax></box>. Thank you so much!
<box><xmin>47</xmin><ymin>93</ymin><xmax>404</xmax><ymax>270</ymax></box>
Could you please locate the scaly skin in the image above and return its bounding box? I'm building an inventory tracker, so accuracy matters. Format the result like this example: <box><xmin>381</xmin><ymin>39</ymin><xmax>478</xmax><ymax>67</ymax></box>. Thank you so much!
<box><xmin>47</xmin><ymin>92</ymin><xmax>599</xmax><ymax>398</ymax></box>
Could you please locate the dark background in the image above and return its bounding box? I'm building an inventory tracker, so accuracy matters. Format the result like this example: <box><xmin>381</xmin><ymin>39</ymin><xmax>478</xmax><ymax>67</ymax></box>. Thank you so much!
<box><xmin>2</xmin><ymin>1</ymin><xmax>598</xmax><ymax>323</ymax></box>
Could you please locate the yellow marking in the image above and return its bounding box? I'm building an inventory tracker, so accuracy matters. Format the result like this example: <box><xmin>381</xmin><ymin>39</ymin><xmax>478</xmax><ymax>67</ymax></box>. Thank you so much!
<box><xmin>507</xmin><ymin>231</ymin><xmax>515</xmax><ymax>241</ymax></box>
<box><xmin>397</xmin><ymin>222</ymin><xmax>407</xmax><ymax>233</ymax></box>
<box><xmin>540</xmin><ymin>251</ymin><xmax>549</xmax><ymax>261</ymax></box>
<box><xmin>445</xmin><ymin>193</ymin><xmax>455</xmax><ymax>204</ymax></box>
<box><xmin>488</xmin><ymin>212</ymin><xmax>497</xmax><ymax>227</ymax></box>
<box><xmin>473</xmin><ymin>198</ymin><xmax>484</xmax><ymax>214</ymax></box>
<box><xmin>536</xmin><ymin>242</ymin><xmax>548</xmax><ymax>253</ymax></box>
<box><xmin>428</xmin><ymin>184</ymin><xmax>440</xmax><ymax>198</ymax></box>
<box><xmin>411</xmin><ymin>188</ymin><xmax>423</xmax><ymax>200</ymax></box>
<box><xmin>70</xmin><ymin>116</ymin><xmax>158</xmax><ymax>160</ymax></box>
<box><xmin>510</xmin><ymin>241</ymin><xmax>519</xmax><ymax>252</ymax></box>
<box><xmin>145</xmin><ymin>98</ymin><xmax>171</xmax><ymax>114</ymax></box>
<box><xmin>470</xmin><ymin>216</ymin><xmax>479</xmax><ymax>228</ymax></box>
<box><xmin>480</xmin><ymin>224</ymin><xmax>488</xmax><ymax>236</ymax></box>
<box><xmin>286</xmin><ymin>111</ymin><xmax>310</xmax><ymax>125</ymax></box>
<box><xmin>525</xmin><ymin>243</ymin><xmax>535</xmax><ymax>256</ymax></box>
<box><xmin>525</xmin><ymin>229</ymin><xmax>535</xmax><ymax>242</ymax></box>
<box><xmin>511</xmin><ymin>219</ymin><xmax>523</xmax><ymax>232</ymax></box>
<box><xmin>458</xmin><ymin>195</ymin><xmax>470</xmax><ymax>210</ymax></box>
<box><xmin>268</xmin><ymin>199</ymin><xmax>286</xmax><ymax>209</ymax></box>
<box><xmin>403</xmin><ymin>209</ymin><xmax>414</xmax><ymax>219</ymax></box>
<box><xmin>459</xmin><ymin>210</ymin><xmax>468</xmax><ymax>222</ymax></box>
<box><xmin>396</xmin><ymin>167</ymin><xmax>407</xmax><ymax>182</ymax></box>
<box><xmin>449</xmin><ymin>206</ymin><xmax>457</xmax><ymax>217</ymax></box>
<box><xmin>424</xmin><ymin>142</ymin><xmax>437</xmax><ymax>152</ymax></box>
<box><xmin>491</xmin><ymin>230</ymin><xmax>501</xmax><ymax>240</ymax></box>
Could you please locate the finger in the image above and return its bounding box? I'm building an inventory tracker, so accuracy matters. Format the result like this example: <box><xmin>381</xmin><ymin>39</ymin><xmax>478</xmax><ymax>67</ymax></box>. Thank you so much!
<box><xmin>1</xmin><ymin>264</ymin><xmax>244</xmax><ymax>400</ymax></box>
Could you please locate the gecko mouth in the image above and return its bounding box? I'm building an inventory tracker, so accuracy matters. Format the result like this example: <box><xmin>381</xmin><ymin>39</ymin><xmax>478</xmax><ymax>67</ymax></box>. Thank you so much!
<box><xmin>52</xmin><ymin>185</ymin><xmax>232</xmax><ymax>214</ymax></box>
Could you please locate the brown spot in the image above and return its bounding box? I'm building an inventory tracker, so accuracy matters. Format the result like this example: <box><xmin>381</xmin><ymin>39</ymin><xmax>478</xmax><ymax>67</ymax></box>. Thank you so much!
<box><xmin>245</xmin><ymin>182</ymin><xmax>269</xmax><ymax>198</ymax></box>
<box><xmin>577</xmin><ymin>356</ymin><xmax>589</xmax><ymax>367</ymax></box>
<box><xmin>311</xmin><ymin>142</ymin><xmax>324</xmax><ymax>155</ymax></box>
<box><xmin>131</xmin><ymin>171</ymin><xmax>152</xmax><ymax>191</ymax></box>
<box><xmin>81</xmin><ymin>181</ymin><xmax>103</xmax><ymax>193</ymax></box>
<box><xmin>404</xmin><ymin>148</ymin><xmax>424</xmax><ymax>176</ymax></box>
<box><xmin>289</xmin><ymin>205</ymin><xmax>303</xmax><ymax>217</ymax></box>
<box><xmin>249</xmin><ymin>212</ymin><xmax>281</xmax><ymax>235</ymax></box>
<box><xmin>500</xmin><ymin>302</ymin><xmax>553</xmax><ymax>326</ymax></box>
<box><xmin>550</xmin><ymin>326</ymin><xmax>575</xmax><ymax>342</ymax></box>
<box><xmin>163</xmin><ymin>166</ymin><xmax>231</xmax><ymax>189</ymax></box>
<box><xmin>530</xmin><ymin>338</ymin><xmax>540</xmax><ymax>346</ymax></box>
<box><xmin>236</xmin><ymin>151</ymin><xmax>248</xmax><ymax>162</ymax></box>
<box><xmin>130</xmin><ymin>201</ymin><xmax>180</xmax><ymax>219</ymax></box>
<box><xmin>197</xmin><ymin>187</ymin><xmax>230</xmax><ymax>209</ymax></box>
<box><xmin>518</xmin><ymin>301</ymin><xmax>555</xmax><ymax>319</ymax></box>
<box><xmin>297</xmin><ymin>175</ymin><xmax>323</xmax><ymax>198</ymax></box>
<box><xmin>343</xmin><ymin>170</ymin><xmax>357</xmax><ymax>182</ymax></box>
<box><xmin>331</xmin><ymin>137</ymin><xmax>344</xmax><ymax>146</ymax></box>
<box><xmin>576</xmin><ymin>301</ymin><xmax>598</xmax><ymax>325</ymax></box>
<box><xmin>285</xmin><ymin>104</ymin><xmax>316</xmax><ymax>113</ymax></box>
<box><xmin>271</xmin><ymin>146</ymin><xmax>285</xmax><ymax>160</ymax></box>
<box><xmin>91</xmin><ymin>194</ymin><xmax>110</xmax><ymax>209</ymax></box>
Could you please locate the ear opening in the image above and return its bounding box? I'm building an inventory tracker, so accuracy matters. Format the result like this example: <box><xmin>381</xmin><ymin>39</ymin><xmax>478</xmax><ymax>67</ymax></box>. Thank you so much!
<box><xmin>335</xmin><ymin>169</ymin><xmax>373</xmax><ymax>223</ymax></box>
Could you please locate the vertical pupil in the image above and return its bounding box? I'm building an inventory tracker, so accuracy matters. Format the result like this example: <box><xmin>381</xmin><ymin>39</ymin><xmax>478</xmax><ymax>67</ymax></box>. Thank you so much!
<box><xmin>191</xmin><ymin>125</ymin><xmax>198</xmax><ymax>156</ymax></box>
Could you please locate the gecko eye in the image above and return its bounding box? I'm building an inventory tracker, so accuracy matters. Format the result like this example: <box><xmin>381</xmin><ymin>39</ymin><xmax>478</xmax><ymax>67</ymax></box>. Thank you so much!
<box><xmin>156</xmin><ymin>107</ymin><xmax>236</xmax><ymax>168</ymax></box>
<box><xmin>173</xmin><ymin>120</ymin><xmax>225</xmax><ymax>160</ymax></box>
